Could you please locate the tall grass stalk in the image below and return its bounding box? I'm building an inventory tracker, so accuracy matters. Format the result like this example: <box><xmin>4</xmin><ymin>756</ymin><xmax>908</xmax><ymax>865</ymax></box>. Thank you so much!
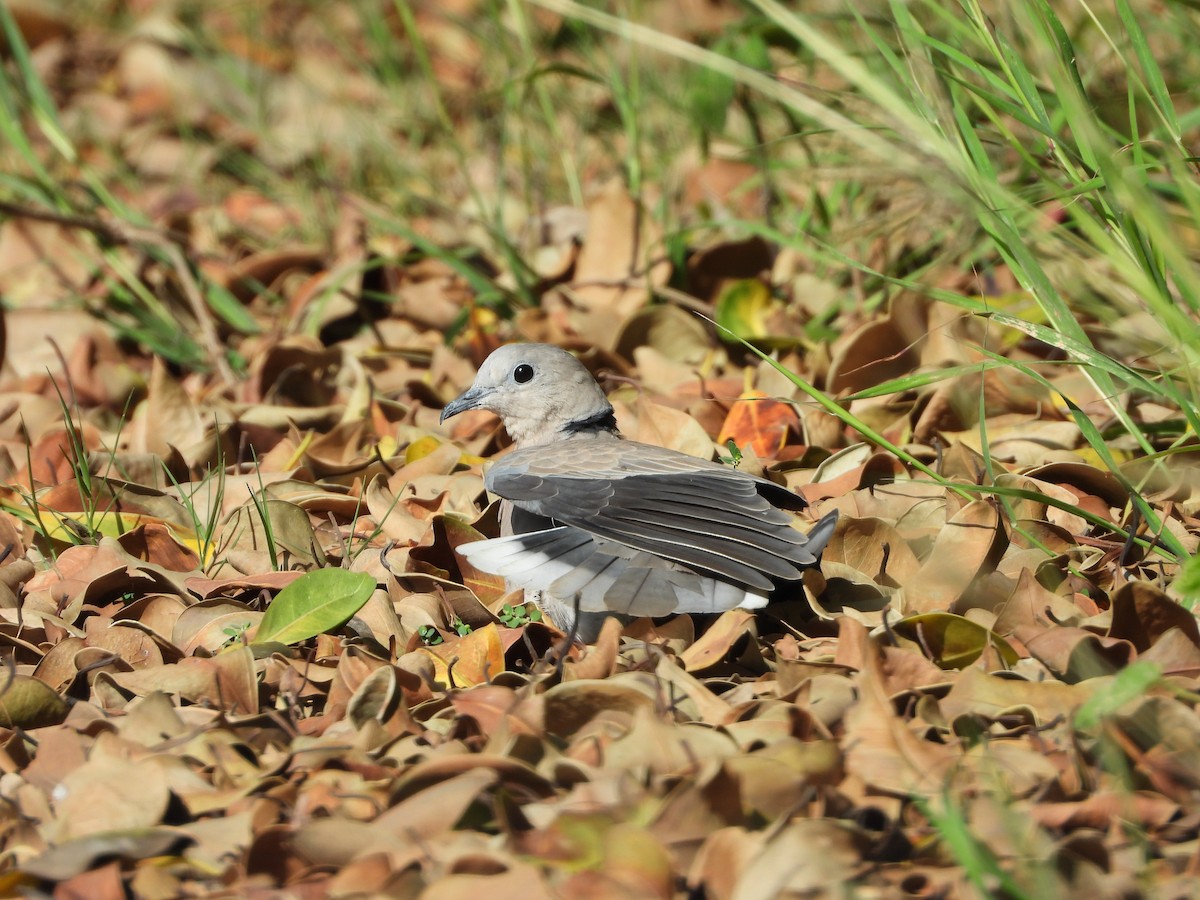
<box><xmin>533</xmin><ymin>0</ymin><xmax>1199</xmax><ymax>565</ymax></box>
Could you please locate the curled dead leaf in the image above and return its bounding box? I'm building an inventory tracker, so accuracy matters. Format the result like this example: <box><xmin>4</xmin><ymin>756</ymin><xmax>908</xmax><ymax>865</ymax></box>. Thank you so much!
<box><xmin>842</xmin><ymin>639</ymin><xmax>959</xmax><ymax>796</ymax></box>
<box><xmin>0</xmin><ymin>673</ymin><xmax>69</xmax><ymax>729</ymax></box>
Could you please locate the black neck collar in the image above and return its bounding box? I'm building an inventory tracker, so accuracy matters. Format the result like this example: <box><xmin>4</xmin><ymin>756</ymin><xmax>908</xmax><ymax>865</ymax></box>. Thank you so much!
<box><xmin>561</xmin><ymin>406</ymin><xmax>618</xmax><ymax>434</ymax></box>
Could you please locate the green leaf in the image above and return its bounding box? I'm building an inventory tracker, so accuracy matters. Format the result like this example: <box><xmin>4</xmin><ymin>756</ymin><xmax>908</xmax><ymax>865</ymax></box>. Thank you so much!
<box><xmin>714</xmin><ymin>278</ymin><xmax>772</xmax><ymax>340</ymax></box>
<box><xmin>0</xmin><ymin>674</ymin><xmax>70</xmax><ymax>729</ymax></box>
<box><xmin>688</xmin><ymin>50</ymin><xmax>737</xmax><ymax>133</ymax></box>
<box><xmin>253</xmin><ymin>568</ymin><xmax>376</xmax><ymax>646</ymax></box>
<box><xmin>1175</xmin><ymin>553</ymin><xmax>1200</xmax><ymax>610</ymax></box>
<box><xmin>730</xmin><ymin>31</ymin><xmax>770</xmax><ymax>71</ymax></box>
<box><xmin>890</xmin><ymin>613</ymin><xmax>1020</xmax><ymax>670</ymax></box>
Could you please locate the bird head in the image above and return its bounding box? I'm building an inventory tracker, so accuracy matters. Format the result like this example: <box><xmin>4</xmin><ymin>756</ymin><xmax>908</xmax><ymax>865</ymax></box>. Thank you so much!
<box><xmin>440</xmin><ymin>343</ymin><xmax>615</xmax><ymax>447</ymax></box>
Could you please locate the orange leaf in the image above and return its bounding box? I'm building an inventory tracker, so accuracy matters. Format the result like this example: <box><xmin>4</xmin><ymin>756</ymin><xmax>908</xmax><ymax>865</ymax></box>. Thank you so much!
<box><xmin>417</xmin><ymin>623</ymin><xmax>506</xmax><ymax>688</ymax></box>
<box><xmin>717</xmin><ymin>390</ymin><xmax>801</xmax><ymax>458</ymax></box>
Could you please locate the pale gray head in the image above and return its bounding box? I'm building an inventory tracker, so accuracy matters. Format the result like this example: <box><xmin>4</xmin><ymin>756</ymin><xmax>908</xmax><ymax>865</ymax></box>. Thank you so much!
<box><xmin>440</xmin><ymin>343</ymin><xmax>616</xmax><ymax>447</ymax></box>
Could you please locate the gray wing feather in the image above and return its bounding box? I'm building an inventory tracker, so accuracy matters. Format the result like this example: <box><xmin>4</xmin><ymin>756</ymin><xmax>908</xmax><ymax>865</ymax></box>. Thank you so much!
<box><xmin>487</xmin><ymin>441</ymin><xmax>825</xmax><ymax>587</ymax></box>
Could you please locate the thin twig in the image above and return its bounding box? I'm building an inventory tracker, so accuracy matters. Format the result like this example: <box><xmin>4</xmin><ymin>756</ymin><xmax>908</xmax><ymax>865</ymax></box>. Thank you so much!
<box><xmin>0</xmin><ymin>199</ymin><xmax>236</xmax><ymax>385</ymax></box>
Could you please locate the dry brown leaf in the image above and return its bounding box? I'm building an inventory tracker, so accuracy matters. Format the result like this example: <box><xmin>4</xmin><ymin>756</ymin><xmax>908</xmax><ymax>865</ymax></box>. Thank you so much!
<box><xmin>1109</xmin><ymin>581</ymin><xmax>1200</xmax><ymax>652</ymax></box>
<box><xmin>612</xmin><ymin>396</ymin><xmax>714</xmax><ymax>459</ymax></box>
<box><xmin>614</xmin><ymin>304</ymin><xmax>713</xmax><ymax>366</ymax></box>
<box><xmin>1</xmin><ymin>7</ymin><xmax>1197</xmax><ymax>896</ymax></box>
<box><xmin>842</xmin><ymin>638</ymin><xmax>959</xmax><ymax>795</ymax></box>
<box><xmin>827</xmin><ymin>315</ymin><xmax>922</xmax><ymax>395</ymax></box>
<box><xmin>108</xmin><ymin>645</ymin><xmax>258</xmax><ymax>713</ymax></box>
<box><xmin>680</xmin><ymin>608</ymin><xmax>757</xmax><ymax>672</ymax></box>
<box><xmin>940</xmin><ymin>666</ymin><xmax>1096</xmax><ymax>724</ymax></box>
<box><xmin>51</xmin><ymin>753</ymin><xmax>170</xmax><ymax>841</ymax></box>
<box><xmin>543</xmin><ymin>678</ymin><xmax>659</xmax><ymax>739</ymax></box>
<box><xmin>893</xmin><ymin>499</ymin><xmax>1006</xmax><ymax>614</ymax></box>
<box><xmin>823</xmin><ymin>516</ymin><xmax>921</xmax><ymax>586</ymax></box>
<box><xmin>687</xmin><ymin>827</ymin><xmax>763</xmax><ymax>900</ymax></box>
<box><xmin>563</xmin><ymin>180</ymin><xmax>671</xmax><ymax>347</ymax></box>
<box><xmin>129</xmin><ymin>357</ymin><xmax>205</xmax><ymax>461</ymax></box>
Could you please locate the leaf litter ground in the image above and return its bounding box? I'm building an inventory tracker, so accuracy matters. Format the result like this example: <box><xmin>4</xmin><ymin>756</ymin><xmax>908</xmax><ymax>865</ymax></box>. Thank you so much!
<box><xmin>0</xmin><ymin>2</ymin><xmax>1199</xmax><ymax>898</ymax></box>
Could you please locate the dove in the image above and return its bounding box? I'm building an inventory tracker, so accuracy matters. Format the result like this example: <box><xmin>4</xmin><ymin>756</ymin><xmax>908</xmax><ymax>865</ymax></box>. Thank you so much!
<box><xmin>440</xmin><ymin>343</ymin><xmax>838</xmax><ymax>640</ymax></box>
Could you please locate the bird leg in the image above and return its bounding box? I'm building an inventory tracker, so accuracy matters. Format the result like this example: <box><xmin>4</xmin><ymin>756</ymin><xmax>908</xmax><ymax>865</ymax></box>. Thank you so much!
<box><xmin>552</xmin><ymin>591</ymin><xmax>583</xmax><ymax>680</ymax></box>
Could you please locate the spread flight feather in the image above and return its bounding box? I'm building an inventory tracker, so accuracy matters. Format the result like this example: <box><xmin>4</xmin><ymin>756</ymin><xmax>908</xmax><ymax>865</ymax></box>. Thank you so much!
<box><xmin>440</xmin><ymin>343</ymin><xmax>838</xmax><ymax>638</ymax></box>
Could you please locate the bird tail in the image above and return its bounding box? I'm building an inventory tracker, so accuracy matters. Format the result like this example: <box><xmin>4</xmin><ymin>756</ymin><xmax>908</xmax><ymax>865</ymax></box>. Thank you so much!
<box><xmin>804</xmin><ymin>510</ymin><xmax>839</xmax><ymax>560</ymax></box>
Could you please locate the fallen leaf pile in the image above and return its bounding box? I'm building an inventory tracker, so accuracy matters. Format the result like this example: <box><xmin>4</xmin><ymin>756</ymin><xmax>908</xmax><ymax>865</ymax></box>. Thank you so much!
<box><xmin>0</xmin><ymin>2</ymin><xmax>1198</xmax><ymax>897</ymax></box>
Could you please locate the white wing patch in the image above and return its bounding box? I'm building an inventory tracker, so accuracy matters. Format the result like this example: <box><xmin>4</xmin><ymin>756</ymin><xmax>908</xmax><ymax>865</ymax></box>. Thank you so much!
<box><xmin>457</xmin><ymin>526</ymin><xmax>769</xmax><ymax>617</ymax></box>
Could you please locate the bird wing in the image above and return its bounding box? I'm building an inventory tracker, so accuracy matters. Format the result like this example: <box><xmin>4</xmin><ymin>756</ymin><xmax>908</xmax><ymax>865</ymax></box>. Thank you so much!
<box><xmin>458</xmin><ymin>525</ymin><xmax>769</xmax><ymax>616</ymax></box>
<box><xmin>485</xmin><ymin>439</ymin><xmax>832</xmax><ymax>591</ymax></box>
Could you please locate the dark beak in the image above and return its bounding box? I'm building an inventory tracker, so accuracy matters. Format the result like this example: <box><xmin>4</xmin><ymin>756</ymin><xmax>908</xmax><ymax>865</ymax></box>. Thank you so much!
<box><xmin>440</xmin><ymin>385</ymin><xmax>490</xmax><ymax>423</ymax></box>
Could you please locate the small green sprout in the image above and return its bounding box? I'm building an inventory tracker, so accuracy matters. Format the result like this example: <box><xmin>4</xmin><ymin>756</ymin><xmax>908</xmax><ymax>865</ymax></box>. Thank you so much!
<box><xmin>498</xmin><ymin>603</ymin><xmax>544</xmax><ymax>627</ymax></box>
<box><xmin>719</xmin><ymin>439</ymin><xmax>744</xmax><ymax>468</ymax></box>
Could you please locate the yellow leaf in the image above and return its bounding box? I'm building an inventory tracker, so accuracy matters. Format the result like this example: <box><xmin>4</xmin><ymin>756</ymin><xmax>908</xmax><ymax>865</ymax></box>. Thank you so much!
<box><xmin>405</xmin><ymin>435</ymin><xmax>443</xmax><ymax>463</ymax></box>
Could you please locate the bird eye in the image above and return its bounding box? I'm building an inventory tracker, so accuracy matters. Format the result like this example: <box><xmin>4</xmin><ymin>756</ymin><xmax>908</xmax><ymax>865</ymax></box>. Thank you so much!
<box><xmin>513</xmin><ymin>364</ymin><xmax>535</xmax><ymax>384</ymax></box>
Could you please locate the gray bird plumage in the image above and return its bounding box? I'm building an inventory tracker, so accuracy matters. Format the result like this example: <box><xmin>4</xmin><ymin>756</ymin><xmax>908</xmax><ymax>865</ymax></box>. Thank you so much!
<box><xmin>440</xmin><ymin>343</ymin><xmax>838</xmax><ymax>639</ymax></box>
